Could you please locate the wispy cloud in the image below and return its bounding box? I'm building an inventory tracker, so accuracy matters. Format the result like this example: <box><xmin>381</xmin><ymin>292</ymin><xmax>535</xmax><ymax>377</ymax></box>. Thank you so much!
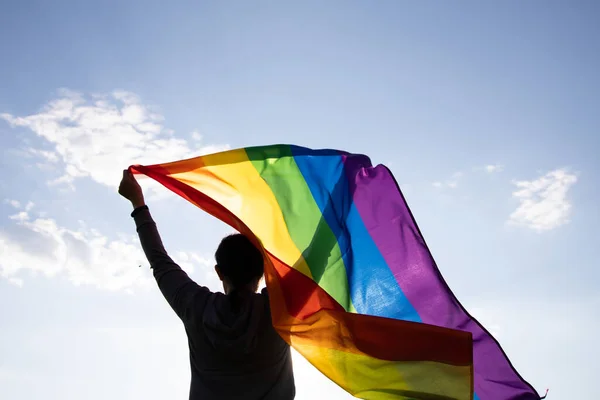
<box><xmin>190</xmin><ymin>130</ymin><xmax>203</xmax><ymax>141</ymax></box>
<box><xmin>472</xmin><ymin>164</ymin><xmax>505</xmax><ymax>174</ymax></box>
<box><xmin>7</xmin><ymin>277</ymin><xmax>24</xmax><ymax>287</ymax></box>
<box><xmin>508</xmin><ymin>169</ymin><xmax>577</xmax><ymax>232</ymax></box>
<box><xmin>1</xmin><ymin>89</ymin><xmax>229</xmax><ymax>191</ymax></box>
<box><xmin>433</xmin><ymin>172</ymin><xmax>463</xmax><ymax>189</ymax></box>
<box><xmin>484</xmin><ymin>164</ymin><xmax>504</xmax><ymax>173</ymax></box>
<box><xmin>4</xmin><ymin>199</ymin><xmax>21</xmax><ymax>208</ymax></box>
<box><xmin>0</xmin><ymin>90</ymin><xmax>229</xmax><ymax>290</ymax></box>
<box><xmin>0</xmin><ymin>202</ymin><xmax>212</xmax><ymax>290</ymax></box>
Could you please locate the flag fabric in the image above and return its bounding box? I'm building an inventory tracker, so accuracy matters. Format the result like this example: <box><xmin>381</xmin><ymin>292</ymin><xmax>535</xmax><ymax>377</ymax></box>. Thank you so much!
<box><xmin>131</xmin><ymin>144</ymin><xmax>540</xmax><ymax>400</ymax></box>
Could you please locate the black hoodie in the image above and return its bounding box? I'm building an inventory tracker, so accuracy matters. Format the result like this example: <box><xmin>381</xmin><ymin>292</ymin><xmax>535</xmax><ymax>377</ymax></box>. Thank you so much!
<box><xmin>132</xmin><ymin>206</ymin><xmax>295</xmax><ymax>399</ymax></box>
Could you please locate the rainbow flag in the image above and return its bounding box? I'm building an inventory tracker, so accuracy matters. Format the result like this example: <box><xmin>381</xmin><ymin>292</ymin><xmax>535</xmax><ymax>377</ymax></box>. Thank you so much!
<box><xmin>131</xmin><ymin>145</ymin><xmax>541</xmax><ymax>400</ymax></box>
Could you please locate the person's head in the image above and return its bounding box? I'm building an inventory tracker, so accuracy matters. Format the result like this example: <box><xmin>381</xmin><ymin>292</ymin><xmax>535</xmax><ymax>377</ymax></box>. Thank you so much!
<box><xmin>214</xmin><ymin>233</ymin><xmax>264</xmax><ymax>294</ymax></box>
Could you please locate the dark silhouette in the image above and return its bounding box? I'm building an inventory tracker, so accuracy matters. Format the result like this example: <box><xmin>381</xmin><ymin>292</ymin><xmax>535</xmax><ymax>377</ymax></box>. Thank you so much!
<box><xmin>118</xmin><ymin>170</ymin><xmax>295</xmax><ymax>400</ymax></box>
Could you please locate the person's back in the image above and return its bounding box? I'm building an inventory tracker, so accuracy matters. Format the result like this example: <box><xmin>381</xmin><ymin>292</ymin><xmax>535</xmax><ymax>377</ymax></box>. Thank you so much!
<box><xmin>119</xmin><ymin>170</ymin><xmax>295</xmax><ymax>399</ymax></box>
<box><xmin>186</xmin><ymin>289</ymin><xmax>294</xmax><ymax>399</ymax></box>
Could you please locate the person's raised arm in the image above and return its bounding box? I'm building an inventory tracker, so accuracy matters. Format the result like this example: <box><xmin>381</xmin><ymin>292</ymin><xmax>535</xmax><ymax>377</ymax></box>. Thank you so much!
<box><xmin>118</xmin><ymin>170</ymin><xmax>208</xmax><ymax>320</ymax></box>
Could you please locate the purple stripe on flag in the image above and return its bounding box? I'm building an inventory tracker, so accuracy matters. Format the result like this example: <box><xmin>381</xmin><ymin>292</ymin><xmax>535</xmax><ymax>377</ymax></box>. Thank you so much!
<box><xmin>342</xmin><ymin>153</ymin><xmax>540</xmax><ymax>400</ymax></box>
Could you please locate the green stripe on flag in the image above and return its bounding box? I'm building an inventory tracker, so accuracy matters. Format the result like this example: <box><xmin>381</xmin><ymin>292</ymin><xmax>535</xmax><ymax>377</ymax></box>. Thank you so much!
<box><xmin>245</xmin><ymin>145</ymin><xmax>352</xmax><ymax>311</ymax></box>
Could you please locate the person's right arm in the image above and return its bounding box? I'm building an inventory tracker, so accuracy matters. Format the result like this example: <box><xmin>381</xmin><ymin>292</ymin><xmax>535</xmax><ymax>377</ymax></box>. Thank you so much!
<box><xmin>132</xmin><ymin>205</ymin><xmax>209</xmax><ymax>321</ymax></box>
<box><xmin>119</xmin><ymin>169</ymin><xmax>209</xmax><ymax>321</ymax></box>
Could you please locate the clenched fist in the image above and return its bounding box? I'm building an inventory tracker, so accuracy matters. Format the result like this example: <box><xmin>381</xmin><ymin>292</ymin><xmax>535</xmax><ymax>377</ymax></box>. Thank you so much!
<box><xmin>118</xmin><ymin>169</ymin><xmax>145</xmax><ymax>209</ymax></box>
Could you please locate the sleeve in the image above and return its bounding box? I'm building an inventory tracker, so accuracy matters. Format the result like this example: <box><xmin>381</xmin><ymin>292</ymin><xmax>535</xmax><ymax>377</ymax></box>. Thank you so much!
<box><xmin>132</xmin><ymin>205</ymin><xmax>210</xmax><ymax>321</ymax></box>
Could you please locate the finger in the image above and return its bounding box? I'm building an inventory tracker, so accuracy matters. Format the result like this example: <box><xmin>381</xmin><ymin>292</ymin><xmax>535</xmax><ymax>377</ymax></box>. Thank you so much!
<box><xmin>125</xmin><ymin>170</ymin><xmax>136</xmax><ymax>180</ymax></box>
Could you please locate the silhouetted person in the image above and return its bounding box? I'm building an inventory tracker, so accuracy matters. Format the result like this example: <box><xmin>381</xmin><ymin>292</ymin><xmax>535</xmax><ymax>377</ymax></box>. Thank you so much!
<box><xmin>119</xmin><ymin>170</ymin><xmax>295</xmax><ymax>400</ymax></box>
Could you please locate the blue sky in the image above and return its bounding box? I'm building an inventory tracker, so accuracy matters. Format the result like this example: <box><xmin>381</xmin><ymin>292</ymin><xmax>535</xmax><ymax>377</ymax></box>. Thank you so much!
<box><xmin>1</xmin><ymin>1</ymin><xmax>598</xmax><ymax>398</ymax></box>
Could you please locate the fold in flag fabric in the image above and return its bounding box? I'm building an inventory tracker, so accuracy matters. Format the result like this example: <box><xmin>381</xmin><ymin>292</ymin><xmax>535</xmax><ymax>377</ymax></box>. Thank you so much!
<box><xmin>131</xmin><ymin>145</ymin><xmax>541</xmax><ymax>400</ymax></box>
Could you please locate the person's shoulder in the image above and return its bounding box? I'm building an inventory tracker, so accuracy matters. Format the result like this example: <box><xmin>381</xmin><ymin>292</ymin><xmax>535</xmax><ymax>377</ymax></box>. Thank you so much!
<box><xmin>191</xmin><ymin>287</ymin><xmax>220</xmax><ymax>308</ymax></box>
<box><xmin>204</xmin><ymin>289</ymin><xmax>224</xmax><ymax>303</ymax></box>
<box><xmin>258</xmin><ymin>288</ymin><xmax>273</xmax><ymax>314</ymax></box>
<box><xmin>259</xmin><ymin>287</ymin><xmax>271</xmax><ymax>302</ymax></box>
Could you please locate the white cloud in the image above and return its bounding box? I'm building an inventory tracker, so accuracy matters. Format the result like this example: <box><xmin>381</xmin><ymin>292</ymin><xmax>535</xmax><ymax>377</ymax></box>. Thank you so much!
<box><xmin>4</xmin><ymin>199</ymin><xmax>21</xmax><ymax>208</ymax></box>
<box><xmin>190</xmin><ymin>130</ymin><xmax>202</xmax><ymax>141</ymax></box>
<box><xmin>0</xmin><ymin>89</ymin><xmax>229</xmax><ymax>290</ymax></box>
<box><xmin>484</xmin><ymin>164</ymin><xmax>504</xmax><ymax>173</ymax></box>
<box><xmin>28</xmin><ymin>148</ymin><xmax>60</xmax><ymax>163</ymax></box>
<box><xmin>8</xmin><ymin>211</ymin><xmax>29</xmax><ymax>222</ymax></box>
<box><xmin>8</xmin><ymin>277</ymin><xmax>24</xmax><ymax>287</ymax></box>
<box><xmin>0</xmin><ymin>204</ymin><xmax>214</xmax><ymax>291</ymax></box>
<box><xmin>508</xmin><ymin>169</ymin><xmax>577</xmax><ymax>232</ymax></box>
<box><xmin>433</xmin><ymin>171</ymin><xmax>462</xmax><ymax>189</ymax></box>
<box><xmin>1</xmin><ymin>89</ymin><xmax>229</xmax><ymax>191</ymax></box>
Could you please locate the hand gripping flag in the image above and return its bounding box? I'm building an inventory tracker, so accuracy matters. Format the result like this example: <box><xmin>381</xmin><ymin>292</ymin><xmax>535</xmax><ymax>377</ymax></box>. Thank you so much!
<box><xmin>131</xmin><ymin>145</ymin><xmax>541</xmax><ymax>400</ymax></box>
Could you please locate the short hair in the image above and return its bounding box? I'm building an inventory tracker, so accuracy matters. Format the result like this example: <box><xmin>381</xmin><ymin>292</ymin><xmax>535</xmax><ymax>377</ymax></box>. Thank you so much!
<box><xmin>215</xmin><ymin>233</ymin><xmax>264</xmax><ymax>289</ymax></box>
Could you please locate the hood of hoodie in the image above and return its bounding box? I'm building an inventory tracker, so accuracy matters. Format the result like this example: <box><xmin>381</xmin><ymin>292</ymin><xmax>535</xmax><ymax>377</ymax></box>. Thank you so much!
<box><xmin>201</xmin><ymin>291</ymin><xmax>266</xmax><ymax>356</ymax></box>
